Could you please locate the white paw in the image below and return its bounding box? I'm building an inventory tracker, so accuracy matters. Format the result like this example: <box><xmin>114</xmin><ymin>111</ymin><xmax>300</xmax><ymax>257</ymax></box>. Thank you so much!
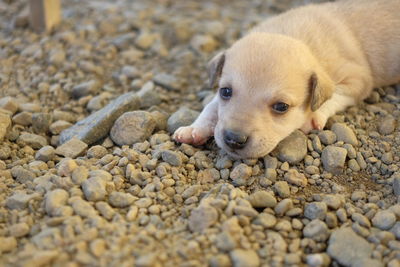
<box><xmin>300</xmin><ymin>112</ymin><xmax>328</xmax><ymax>134</ymax></box>
<box><xmin>173</xmin><ymin>126</ymin><xmax>212</xmax><ymax>146</ymax></box>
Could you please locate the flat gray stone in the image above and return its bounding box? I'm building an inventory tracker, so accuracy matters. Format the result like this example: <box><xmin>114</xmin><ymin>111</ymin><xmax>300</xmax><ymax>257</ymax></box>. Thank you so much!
<box><xmin>321</xmin><ymin>146</ymin><xmax>347</xmax><ymax>174</ymax></box>
<box><xmin>273</xmin><ymin>130</ymin><xmax>307</xmax><ymax>164</ymax></box>
<box><xmin>331</xmin><ymin>123</ymin><xmax>358</xmax><ymax>146</ymax></box>
<box><xmin>18</xmin><ymin>133</ymin><xmax>48</xmax><ymax>149</ymax></box>
<box><xmin>167</xmin><ymin>107</ymin><xmax>199</xmax><ymax>134</ymax></box>
<box><xmin>327</xmin><ymin>227</ymin><xmax>373</xmax><ymax>266</ymax></box>
<box><xmin>55</xmin><ymin>138</ymin><xmax>88</xmax><ymax>158</ymax></box>
<box><xmin>59</xmin><ymin>92</ymin><xmax>140</xmax><ymax>145</ymax></box>
<box><xmin>0</xmin><ymin>112</ymin><xmax>11</xmax><ymax>141</ymax></box>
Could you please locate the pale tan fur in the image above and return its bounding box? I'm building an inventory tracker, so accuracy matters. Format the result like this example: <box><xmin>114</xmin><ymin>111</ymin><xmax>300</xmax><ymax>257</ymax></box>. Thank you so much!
<box><xmin>174</xmin><ymin>0</ymin><xmax>400</xmax><ymax>159</ymax></box>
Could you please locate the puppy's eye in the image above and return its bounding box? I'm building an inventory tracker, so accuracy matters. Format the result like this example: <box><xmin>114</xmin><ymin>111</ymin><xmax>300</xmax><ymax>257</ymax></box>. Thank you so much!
<box><xmin>219</xmin><ymin>87</ymin><xmax>232</xmax><ymax>100</ymax></box>
<box><xmin>272</xmin><ymin>102</ymin><xmax>289</xmax><ymax>113</ymax></box>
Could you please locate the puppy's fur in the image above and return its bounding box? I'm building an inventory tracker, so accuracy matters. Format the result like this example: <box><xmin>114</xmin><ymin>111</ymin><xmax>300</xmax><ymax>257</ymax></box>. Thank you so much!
<box><xmin>174</xmin><ymin>0</ymin><xmax>400</xmax><ymax>158</ymax></box>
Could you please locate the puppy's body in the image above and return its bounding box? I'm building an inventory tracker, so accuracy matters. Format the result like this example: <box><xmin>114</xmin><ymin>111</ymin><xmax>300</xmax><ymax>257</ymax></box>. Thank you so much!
<box><xmin>174</xmin><ymin>0</ymin><xmax>400</xmax><ymax>158</ymax></box>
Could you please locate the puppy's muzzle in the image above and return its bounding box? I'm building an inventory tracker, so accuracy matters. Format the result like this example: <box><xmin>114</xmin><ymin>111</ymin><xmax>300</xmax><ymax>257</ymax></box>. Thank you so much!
<box><xmin>223</xmin><ymin>129</ymin><xmax>248</xmax><ymax>150</ymax></box>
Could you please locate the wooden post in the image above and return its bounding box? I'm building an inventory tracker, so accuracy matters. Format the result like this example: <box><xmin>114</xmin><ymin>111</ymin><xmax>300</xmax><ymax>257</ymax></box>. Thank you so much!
<box><xmin>29</xmin><ymin>0</ymin><xmax>61</xmax><ymax>32</ymax></box>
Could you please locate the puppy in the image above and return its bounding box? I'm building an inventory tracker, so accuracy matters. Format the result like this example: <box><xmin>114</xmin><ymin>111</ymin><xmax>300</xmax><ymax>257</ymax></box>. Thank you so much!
<box><xmin>174</xmin><ymin>0</ymin><xmax>400</xmax><ymax>159</ymax></box>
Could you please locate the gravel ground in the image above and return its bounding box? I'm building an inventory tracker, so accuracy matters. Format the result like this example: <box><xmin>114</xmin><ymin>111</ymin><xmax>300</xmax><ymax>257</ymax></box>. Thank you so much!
<box><xmin>1</xmin><ymin>0</ymin><xmax>400</xmax><ymax>266</ymax></box>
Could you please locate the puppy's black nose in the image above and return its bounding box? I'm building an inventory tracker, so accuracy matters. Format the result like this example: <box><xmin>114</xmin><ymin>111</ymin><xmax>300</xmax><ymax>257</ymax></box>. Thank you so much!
<box><xmin>223</xmin><ymin>129</ymin><xmax>248</xmax><ymax>149</ymax></box>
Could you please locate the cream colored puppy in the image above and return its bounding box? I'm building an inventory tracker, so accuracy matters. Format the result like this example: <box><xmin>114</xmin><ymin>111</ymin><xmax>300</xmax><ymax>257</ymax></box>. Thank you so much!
<box><xmin>174</xmin><ymin>0</ymin><xmax>400</xmax><ymax>159</ymax></box>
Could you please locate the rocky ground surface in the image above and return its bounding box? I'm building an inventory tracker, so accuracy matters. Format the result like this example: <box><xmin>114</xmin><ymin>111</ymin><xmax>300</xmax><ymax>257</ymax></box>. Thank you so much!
<box><xmin>0</xmin><ymin>0</ymin><xmax>400</xmax><ymax>266</ymax></box>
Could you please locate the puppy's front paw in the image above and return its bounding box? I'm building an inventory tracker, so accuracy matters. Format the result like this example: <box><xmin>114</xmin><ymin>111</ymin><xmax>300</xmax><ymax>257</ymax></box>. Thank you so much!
<box><xmin>173</xmin><ymin>126</ymin><xmax>211</xmax><ymax>146</ymax></box>
<box><xmin>311</xmin><ymin>112</ymin><xmax>328</xmax><ymax>131</ymax></box>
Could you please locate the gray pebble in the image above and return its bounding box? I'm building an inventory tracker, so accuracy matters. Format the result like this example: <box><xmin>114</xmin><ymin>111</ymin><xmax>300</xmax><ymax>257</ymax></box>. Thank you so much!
<box><xmin>378</xmin><ymin>115</ymin><xmax>396</xmax><ymax>135</ymax></box>
<box><xmin>273</xmin><ymin>130</ymin><xmax>307</xmax><ymax>164</ymax></box>
<box><xmin>303</xmin><ymin>219</ymin><xmax>329</xmax><ymax>242</ymax></box>
<box><xmin>304</xmin><ymin>202</ymin><xmax>327</xmax><ymax>220</ymax></box>
<box><xmin>318</xmin><ymin>130</ymin><xmax>336</xmax><ymax>145</ymax></box>
<box><xmin>110</xmin><ymin>111</ymin><xmax>156</xmax><ymax>146</ymax></box>
<box><xmin>274</xmin><ymin>181</ymin><xmax>290</xmax><ymax>198</ymax></box>
<box><xmin>18</xmin><ymin>133</ymin><xmax>48</xmax><ymax>149</ymax></box>
<box><xmin>35</xmin><ymin>146</ymin><xmax>55</xmax><ymax>162</ymax></box>
<box><xmin>230</xmin><ymin>164</ymin><xmax>252</xmax><ymax>186</ymax></box>
<box><xmin>248</xmin><ymin>191</ymin><xmax>277</xmax><ymax>208</ymax></box>
<box><xmin>55</xmin><ymin>137</ymin><xmax>88</xmax><ymax>158</ymax></box>
<box><xmin>371</xmin><ymin>210</ymin><xmax>396</xmax><ymax>230</ymax></box>
<box><xmin>167</xmin><ymin>107</ymin><xmax>199</xmax><ymax>134</ymax></box>
<box><xmin>161</xmin><ymin>150</ymin><xmax>182</xmax><ymax>167</ymax></box>
<box><xmin>230</xmin><ymin>249</ymin><xmax>259</xmax><ymax>267</ymax></box>
<box><xmin>321</xmin><ymin>146</ymin><xmax>347</xmax><ymax>174</ymax></box>
<box><xmin>45</xmin><ymin>189</ymin><xmax>69</xmax><ymax>216</ymax></box>
<box><xmin>331</xmin><ymin>123</ymin><xmax>358</xmax><ymax>146</ymax></box>
<box><xmin>189</xmin><ymin>204</ymin><xmax>218</xmax><ymax>232</ymax></box>
<box><xmin>108</xmin><ymin>192</ymin><xmax>136</xmax><ymax>208</ymax></box>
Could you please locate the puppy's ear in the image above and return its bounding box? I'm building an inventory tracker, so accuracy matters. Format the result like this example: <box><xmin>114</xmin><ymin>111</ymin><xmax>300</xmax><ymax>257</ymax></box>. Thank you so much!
<box><xmin>309</xmin><ymin>71</ymin><xmax>334</xmax><ymax>111</ymax></box>
<box><xmin>208</xmin><ymin>51</ymin><xmax>225</xmax><ymax>88</ymax></box>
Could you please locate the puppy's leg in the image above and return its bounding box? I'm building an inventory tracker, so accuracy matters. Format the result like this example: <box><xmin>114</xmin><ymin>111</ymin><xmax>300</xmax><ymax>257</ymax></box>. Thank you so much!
<box><xmin>309</xmin><ymin>93</ymin><xmax>356</xmax><ymax>131</ymax></box>
<box><xmin>173</xmin><ymin>95</ymin><xmax>218</xmax><ymax>145</ymax></box>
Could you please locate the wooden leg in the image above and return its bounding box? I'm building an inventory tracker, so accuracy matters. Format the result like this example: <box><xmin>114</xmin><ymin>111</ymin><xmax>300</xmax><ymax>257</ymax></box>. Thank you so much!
<box><xmin>29</xmin><ymin>0</ymin><xmax>61</xmax><ymax>32</ymax></box>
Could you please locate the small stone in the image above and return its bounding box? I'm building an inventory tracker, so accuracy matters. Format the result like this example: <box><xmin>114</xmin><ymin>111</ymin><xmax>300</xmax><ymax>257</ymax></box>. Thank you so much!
<box><xmin>318</xmin><ymin>130</ymin><xmax>337</xmax><ymax>145</ymax></box>
<box><xmin>6</xmin><ymin>191</ymin><xmax>39</xmax><ymax>210</ymax></box>
<box><xmin>248</xmin><ymin>191</ymin><xmax>277</xmax><ymax>208</ymax></box>
<box><xmin>372</xmin><ymin>210</ymin><xmax>396</xmax><ymax>230</ymax></box>
<box><xmin>71</xmin><ymin>198</ymin><xmax>97</xmax><ymax>218</ymax></box>
<box><xmin>304</xmin><ymin>202</ymin><xmax>328</xmax><ymax>220</ymax></box>
<box><xmin>161</xmin><ymin>150</ymin><xmax>182</xmax><ymax>166</ymax></box>
<box><xmin>18</xmin><ymin>133</ymin><xmax>48</xmax><ymax>149</ymax></box>
<box><xmin>263</xmin><ymin>155</ymin><xmax>278</xmax><ymax>169</ymax></box>
<box><xmin>82</xmin><ymin>173</ymin><xmax>111</xmax><ymax>202</ymax></box>
<box><xmin>137</xmin><ymin>81</ymin><xmax>162</xmax><ymax>108</ymax></box>
<box><xmin>87</xmin><ymin>145</ymin><xmax>108</xmax><ymax>158</ymax></box>
<box><xmin>321</xmin><ymin>146</ymin><xmax>347</xmax><ymax>174</ymax></box>
<box><xmin>331</xmin><ymin>123</ymin><xmax>358</xmax><ymax>146</ymax></box>
<box><xmin>284</xmin><ymin>169</ymin><xmax>308</xmax><ymax>187</ymax></box>
<box><xmin>303</xmin><ymin>219</ymin><xmax>329</xmax><ymax>242</ymax></box>
<box><xmin>209</xmin><ymin>254</ymin><xmax>231</xmax><ymax>267</ymax></box>
<box><xmin>71</xmin><ymin>166</ymin><xmax>89</xmax><ymax>185</ymax></box>
<box><xmin>35</xmin><ymin>146</ymin><xmax>55</xmax><ymax>162</ymax></box>
<box><xmin>353</xmin><ymin>258</ymin><xmax>384</xmax><ymax>267</ymax></box>
<box><xmin>135</xmin><ymin>31</ymin><xmax>157</xmax><ymax>50</ymax></box>
<box><xmin>0</xmin><ymin>237</ymin><xmax>17</xmax><ymax>253</ymax></box>
<box><xmin>348</xmin><ymin>159</ymin><xmax>361</xmax><ymax>172</ymax></box>
<box><xmin>191</xmin><ymin>34</ymin><xmax>219</xmax><ymax>53</ymax></box>
<box><xmin>327</xmin><ymin>227</ymin><xmax>373</xmax><ymax>267</ymax></box>
<box><xmin>0</xmin><ymin>113</ymin><xmax>11</xmax><ymax>141</ymax></box>
<box><xmin>322</xmin><ymin>195</ymin><xmax>343</xmax><ymax>210</ymax></box>
<box><xmin>57</xmin><ymin>158</ymin><xmax>78</xmax><ymax>177</ymax></box>
<box><xmin>393</xmin><ymin>176</ymin><xmax>400</xmax><ymax>196</ymax></box>
<box><xmin>306</xmin><ymin>253</ymin><xmax>331</xmax><ymax>267</ymax></box>
<box><xmin>55</xmin><ymin>137</ymin><xmax>88</xmax><ymax>158</ymax></box>
<box><xmin>273</xmin><ymin>130</ymin><xmax>307</xmax><ymax>164</ymax></box>
<box><xmin>0</xmin><ymin>97</ymin><xmax>19</xmax><ymax>114</ymax></box>
<box><xmin>12</xmin><ymin>111</ymin><xmax>32</xmax><ymax>126</ymax></box>
<box><xmin>253</xmin><ymin>213</ymin><xmax>277</xmax><ymax>228</ymax></box>
<box><xmin>229</xmin><ymin>249</ymin><xmax>259</xmax><ymax>267</ymax></box>
<box><xmin>49</xmin><ymin>120</ymin><xmax>72</xmax><ymax>135</ymax></box>
<box><xmin>72</xmin><ymin>80</ymin><xmax>101</xmax><ymax>99</ymax></box>
<box><xmin>32</xmin><ymin>113</ymin><xmax>52</xmax><ymax>134</ymax></box>
<box><xmin>108</xmin><ymin>192</ymin><xmax>136</xmax><ymax>208</ymax></box>
<box><xmin>153</xmin><ymin>73</ymin><xmax>179</xmax><ymax>91</ymax></box>
<box><xmin>167</xmin><ymin>107</ymin><xmax>199</xmax><ymax>134</ymax></box>
<box><xmin>233</xmin><ymin>206</ymin><xmax>258</xmax><ymax>218</ymax></box>
<box><xmin>274</xmin><ymin>198</ymin><xmax>293</xmax><ymax>216</ymax></box>
<box><xmin>230</xmin><ymin>164</ymin><xmax>252</xmax><ymax>186</ymax></box>
<box><xmin>11</xmin><ymin>166</ymin><xmax>36</xmax><ymax>183</ymax></box>
<box><xmin>48</xmin><ymin>48</ymin><xmax>65</xmax><ymax>65</ymax></box>
<box><xmin>45</xmin><ymin>189</ymin><xmax>69</xmax><ymax>216</ymax></box>
<box><xmin>110</xmin><ymin>111</ymin><xmax>156</xmax><ymax>146</ymax></box>
<box><xmin>378</xmin><ymin>115</ymin><xmax>396</xmax><ymax>135</ymax></box>
<box><xmin>189</xmin><ymin>204</ymin><xmax>219</xmax><ymax>232</ymax></box>
<box><xmin>9</xmin><ymin>222</ymin><xmax>30</xmax><ymax>237</ymax></box>
<box><xmin>274</xmin><ymin>181</ymin><xmax>290</xmax><ymax>198</ymax></box>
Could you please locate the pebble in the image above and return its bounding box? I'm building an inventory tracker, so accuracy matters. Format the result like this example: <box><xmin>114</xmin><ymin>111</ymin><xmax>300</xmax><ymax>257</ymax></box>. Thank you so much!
<box><xmin>275</xmin><ymin>198</ymin><xmax>293</xmax><ymax>216</ymax></box>
<box><xmin>321</xmin><ymin>146</ymin><xmax>347</xmax><ymax>174</ymax></box>
<box><xmin>189</xmin><ymin>204</ymin><xmax>219</xmax><ymax>232</ymax></box>
<box><xmin>393</xmin><ymin>176</ymin><xmax>400</xmax><ymax>196</ymax></box>
<box><xmin>49</xmin><ymin>120</ymin><xmax>72</xmax><ymax>135</ymax></box>
<box><xmin>327</xmin><ymin>227</ymin><xmax>373</xmax><ymax>266</ymax></box>
<box><xmin>0</xmin><ymin>112</ymin><xmax>11</xmax><ymax>140</ymax></box>
<box><xmin>59</xmin><ymin>92</ymin><xmax>140</xmax><ymax>145</ymax></box>
<box><xmin>284</xmin><ymin>169</ymin><xmax>307</xmax><ymax>187</ymax></box>
<box><xmin>253</xmin><ymin>213</ymin><xmax>277</xmax><ymax>228</ymax></box>
<box><xmin>190</xmin><ymin>34</ymin><xmax>219</xmax><ymax>53</ymax></box>
<box><xmin>378</xmin><ymin>115</ymin><xmax>396</xmax><ymax>135</ymax></box>
<box><xmin>87</xmin><ymin>145</ymin><xmax>108</xmax><ymax>158</ymax></box>
<box><xmin>35</xmin><ymin>146</ymin><xmax>56</xmax><ymax>162</ymax></box>
<box><xmin>45</xmin><ymin>189</ymin><xmax>69</xmax><ymax>216</ymax></box>
<box><xmin>108</xmin><ymin>192</ymin><xmax>136</xmax><ymax>208</ymax></box>
<box><xmin>318</xmin><ymin>130</ymin><xmax>337</xmax><ymax>145</ymax></box>
<box><xmin>230</xmin><ymin>249</ymin><xmax>260</xmax><ymax>267</ymax></box>
<box><xmin>6</xmin><ymin>191</ymin><xmax>39</xmax><ymax>210</ymax></box>
<box><xmin>161</xmin><ymin>150</ymin><xmax>182</xmax><ymax>166</ymax></box>
<box><xmin>331</xmin><ymin>123</ymin><xmax>358</xmax><ymax>146</ymax></box>
<box><xmin>273</xmin><ymin>130</ymin><xmax>307</xmax><ymax>164</ymax></box>
<box><xmin>304</xmin><ymin>202</ymin><xmax>327</xmax><ymax>220</ymax></box>
<box><xmin>303</xmin><ymin>219</ymin><xmax>329</xmax><ymax>242</ymax></box>
<box><xmin>274</xmin><ymin>181</ymin><xmax>290</xmax><ymax>198</ymax></box>
<box><xmin>110</xmin><ymin>111</ymin><xmax>156</xmax><ymax>146</ymax></box>
<box><xmin>306</xmin><ymin>253</ymin><xmax>331</xmax><ymax>267</ymax></box>
<box><xmin>0</xmin><ymin>237</ymin><xmax>17</xmax><ymax>253</ymax></box>
<box><xmin>167</xmin><ymin>107</ymin><xmax>199</xmax><ymax>134</ymax></box>
<box><xmin>82</xmin><ymin>174</ymin><xmax>110</xmax><ymax>202</ymax></box>
<box><xmin>12</xmin><ymin>111</ymin><xmax>32</xmax><ymax>126</ymax></box>
<box><xmin>0</xmin><ymin>97</ymin><xmax>19</xmax><ymax>114</ymax></box>
<box><xmin>371</xmin><ymin>210</ymin><xmax>396</xmax><ymax>230</ymax></box>
<box><xmin>153</xmin><ymin>73</ymin><xmax>180</xmax><ymax>91</ymax></box>
<box><xmin>55</xmin><ymin>137</ymin><xmax>88</xmax><ymax>158</ymax></box>
<box><xmin>248</xmin><ymin>191</ymin><xmax>277</xmax><ymax>208</ymax></box>
<box><xmin>9</xmin><ymin>222</ymin><xmax>30</xmax><ymax>238</ymax></box>
<box><xmin>72</xmin><ymin>80</ymin><xmax>101</xmax><ymax>99</ymax></box>
<box><xmin>18</xmin><ymin>133</ymin><xmax>48</xmax><ymax>149</ymax></box>
<box><xmin>230</xmin><ymin>164</ymin><xmax>252</xmax><ymax>186</ymax></box>
<box><xmin>32</xmin><ymin>113</ymin><xmax>52</xmax><ymax>134</ymax></box>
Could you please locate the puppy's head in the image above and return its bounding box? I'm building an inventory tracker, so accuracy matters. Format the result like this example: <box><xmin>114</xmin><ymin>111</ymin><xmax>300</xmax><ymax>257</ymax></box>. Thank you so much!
<box><xmin>209</xmin><ymin>32</ymin><xmax>334</xmax><ymax>158</ymax></box>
